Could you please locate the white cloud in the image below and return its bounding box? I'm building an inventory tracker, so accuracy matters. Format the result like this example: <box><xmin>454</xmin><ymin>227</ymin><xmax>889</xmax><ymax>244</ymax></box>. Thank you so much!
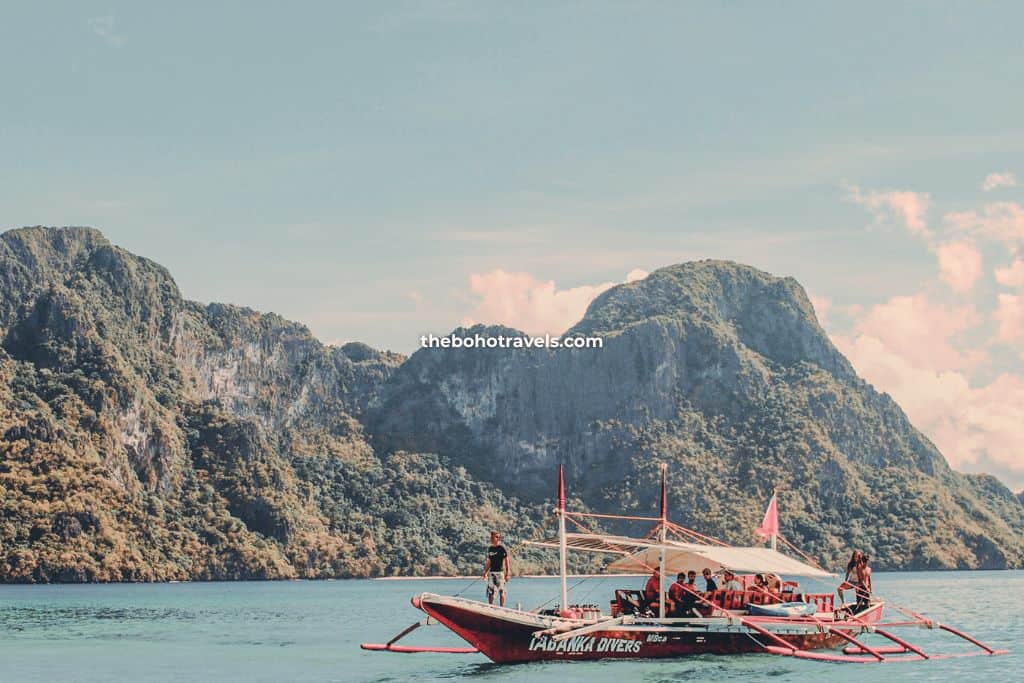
<box><xmin>982</xmin><ymin>172</ymin><xmax>1017</xmax><ymax>192</ymax></box>
<box><xmin>836</xmin><ymin>183</ymin><xmax>1024</xmax><ymax>486</ymax></box>
<box><xmin>834</xmin><ymin>334</ymin><xmax>1024</xmax><ymax>479</ymax></box>
<box><xmin>934</xmin><ymin>241</ymin><xmax>983</xmax><ymax>293</ymax></box>
<box><xmin>851</xmin><ymin>293</ymin><xmax>982</xmax><ymax>372</ymax></box>
<box><xmin>847</xmin><ymin>184</ymin><xmax>931</xmax><ymax>238</ymax></box>
<box><xmin>994</xmin><ymin>294</ymin><xmax>1024</xmax><ymax>344</ymax></box>
<box><xmin>87</xmin><ymin>15</ymin><xmax>125</xmax><ymax>47</ymax></box>
<box><xmin>461</xmin><ymin>269</ymin><xmax>640</xmax><ymax>335</ymax></box>
<box><xmin>995</xmin><ymin>259</ymin><xmax>1024</xmax><ymax>289</ymax></box>
<box><xmin>945</xmin><ymin>201</ymin><xmax>1024</xmax><ymax>252</ymax></box>
<box><xmin>625</xmin><ymin>269</ymin><xmax>649</xmax><ymax>283</ymax></box>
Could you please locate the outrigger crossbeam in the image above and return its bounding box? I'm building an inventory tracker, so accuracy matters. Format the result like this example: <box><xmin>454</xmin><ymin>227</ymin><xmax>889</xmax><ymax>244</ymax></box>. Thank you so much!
<box><xmin>360</xmin><ymin>617</ymin><xmax>479</xmax><ymax>654</ymax></box>
<box><xmin>761</xmin><ymin>614</ymin><xmax>1008</xmax><ymax>663</ymax></box>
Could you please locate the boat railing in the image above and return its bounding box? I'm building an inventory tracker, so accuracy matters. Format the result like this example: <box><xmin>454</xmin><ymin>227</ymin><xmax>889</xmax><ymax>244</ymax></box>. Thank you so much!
<box><xmin>610</xmin><ymin>588</ymin><xmax>835</xmax><ymax>618</ymax></box>
<box><xmin>717</xmin><ymin>590</ymin><xmax>836</xmax><ymax>613</ymax></box>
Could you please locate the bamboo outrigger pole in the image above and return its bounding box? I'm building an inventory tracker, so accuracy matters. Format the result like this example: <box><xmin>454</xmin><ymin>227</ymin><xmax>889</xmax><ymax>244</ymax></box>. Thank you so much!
<box><xmin>558</xmin><ymin>464</ymin><xmax>569</xmax><ymax>614</ymax></box>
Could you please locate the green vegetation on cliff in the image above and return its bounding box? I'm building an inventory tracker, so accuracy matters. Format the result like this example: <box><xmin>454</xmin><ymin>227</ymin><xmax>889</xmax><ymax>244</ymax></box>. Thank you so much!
<box><xmin>373</xmin><ymin>261</ymin><xmax>1024</xmax><ymax>571</ymax></box>
<box><xmin>0</xmin><ymin>227</ymin><xmax>540</xmax><ymax>582</ymax></box>
<box><xmin>1</xmin><ymin>227</ymin><xmax>1022</xmax><ymax>581</ymax></box>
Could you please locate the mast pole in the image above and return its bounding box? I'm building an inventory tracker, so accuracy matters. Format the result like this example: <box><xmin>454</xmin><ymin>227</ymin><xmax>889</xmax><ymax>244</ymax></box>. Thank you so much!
<box><xmin>658</xmin><ymin>463</ymin><xmax>667</xmax><ymax>619</ymax></box>
<box><xmin>771</xmin><ymin>488</ymin><xmax>778</xmax><ymax>552</ymax></box>
<box><xmin>558</xmin><ymin>464</ymin><xmax>568</xmax><ymax>613</ymax></box>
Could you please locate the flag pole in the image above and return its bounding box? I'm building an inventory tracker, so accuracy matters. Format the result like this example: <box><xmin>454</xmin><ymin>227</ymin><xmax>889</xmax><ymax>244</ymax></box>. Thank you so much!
<box><xmin>557</xmin><ymin>465</ymin><xmax>568</xmax><ymax>613</ymax></box>
<box><xmin>771</xmin><ymin>488</ymin><xmax>778</xmax><ymax>552</ymax></box>
<box><xmin>658</xmin><ymin>462</ymin><xmax>667</xmax><ymax>619</ymax></box>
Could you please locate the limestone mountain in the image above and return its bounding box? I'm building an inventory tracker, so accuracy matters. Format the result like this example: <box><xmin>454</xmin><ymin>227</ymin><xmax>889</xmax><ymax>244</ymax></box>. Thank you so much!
<box><xmin>372</xmin><ymin>262</ymin><xmax>1024</xmax><ymax>570</ymax></box>
<box><xmin>0</xmin><ymin>226</ymin><xmax>534</xmax><ymax>582</ymax></box>
<box><xmin>1</xmin><ymin>226</ymin><xmax>1022</xmax><ymax>582</ymax></box>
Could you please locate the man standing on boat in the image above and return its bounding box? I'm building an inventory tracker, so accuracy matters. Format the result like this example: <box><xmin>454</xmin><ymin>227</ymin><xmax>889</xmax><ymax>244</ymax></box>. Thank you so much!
<box><xmin>483</xmin><ymin>531</ymin><xmax>511</xmax><ymax>606</ymax></box>
<box><xmin>854</xmin><ymin>554</ymin><xmax>872</xmax><ymax>613</ymax></box>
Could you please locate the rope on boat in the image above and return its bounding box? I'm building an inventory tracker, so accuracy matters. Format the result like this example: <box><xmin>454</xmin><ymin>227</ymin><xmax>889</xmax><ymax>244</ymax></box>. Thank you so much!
<box><xmin>529</xmin><ymin>575</ymin><xmax>591</xmax><ymax>612</ymax></box>
<box><xmin>663</xmin><ymin>520</ymin><xmax>731</xmax><ymax>547</ymax></box>
<box><xmin>573</xmin><ymin>573</ymin><xmax>604</xmax><ymax>604</ymax></box>
<box><xmin>451</xmin><ymin>576</ymin><xmax>482</xmax><ymax>598</ymax></box>
<box><xmin>889</xmin><ymin>602</ymin><xmax>933</xmax><ymax>627</ymax></box>
<box><xmin>775</xmin><ymin>534</ymin><xmax>829</xmax><ymax>573</ymax></box>
<box><xmin>564</xmin><ymin>511</ymin><xmax>603</xmax><ymax>535</ymax></box>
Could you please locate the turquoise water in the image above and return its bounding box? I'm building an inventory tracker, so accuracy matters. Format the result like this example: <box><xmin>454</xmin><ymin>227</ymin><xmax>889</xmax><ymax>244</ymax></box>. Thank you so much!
<box><xmin>0</xmin><ymin>572</ymin><xmax>1020</xmax><ymax>682</ymax></box>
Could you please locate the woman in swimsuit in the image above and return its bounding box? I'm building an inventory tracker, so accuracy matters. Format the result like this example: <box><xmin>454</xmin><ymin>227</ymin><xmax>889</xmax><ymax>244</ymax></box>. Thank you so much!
<box><xmin>845</xmin><ymin>550</ymin><xmax>862</xmax><ymax>582</ymax></box>
<box><xmin>838</xmin><ymin>550</ymin><xmax>862</xmax><ymax>605</ymax></box>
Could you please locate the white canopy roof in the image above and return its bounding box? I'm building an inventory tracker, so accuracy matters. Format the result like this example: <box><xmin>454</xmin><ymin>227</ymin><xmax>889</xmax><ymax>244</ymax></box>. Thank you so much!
<box><xmin>526</xmin><ymin>532</ymin><xmax>658</xmax><ymax>555</ymax></box>
<box><xmin>606</xmin><ymin>542</ymin><xmax>834</xmax><ymax>578</ymax></box>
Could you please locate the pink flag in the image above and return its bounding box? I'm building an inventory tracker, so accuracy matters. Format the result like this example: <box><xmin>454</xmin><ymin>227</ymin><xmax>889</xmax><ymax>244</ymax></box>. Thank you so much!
<box><xmin>756</xmin><ymin>492</ymin><xmax>779</xmax><ymax>539</ymax></box>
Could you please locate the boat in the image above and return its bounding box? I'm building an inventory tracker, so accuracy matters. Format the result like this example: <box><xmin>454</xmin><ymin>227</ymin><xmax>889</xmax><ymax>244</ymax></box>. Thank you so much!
<box><xmin>362</xmin><ymin>465</ymin><xmax>1008</xmax><ymax>664</ymax></box>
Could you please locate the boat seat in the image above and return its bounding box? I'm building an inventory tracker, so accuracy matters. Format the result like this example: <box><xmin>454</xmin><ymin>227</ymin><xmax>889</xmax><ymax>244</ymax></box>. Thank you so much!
<box><xmin>801</xmin><ymin>592</ymin><xmax>835</xmax><ymax>612</ymax></box>
<box><xmin>614</xmin><ymin>589</ymin><xmax>646</xmax><ymax>616</ymax></box>
<box><xmin>723</xmin><ymin>590</ymin><xmax>743</xmax><ymax>610</ymax></box>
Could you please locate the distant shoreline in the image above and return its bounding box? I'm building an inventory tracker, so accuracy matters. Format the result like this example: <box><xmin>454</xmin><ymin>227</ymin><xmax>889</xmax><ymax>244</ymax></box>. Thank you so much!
<box><xmin>376</xmin><ymin>573</ymin><xmax>648</xmax><ymax>580</ymax></box>
<box><xmin>1</xmin><ymin>568</ymin><xmax>1020</xmax><ymax>586</ymax></box>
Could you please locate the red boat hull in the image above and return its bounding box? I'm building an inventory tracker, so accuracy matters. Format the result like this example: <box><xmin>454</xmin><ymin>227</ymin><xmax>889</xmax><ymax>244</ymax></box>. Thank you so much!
<box><xmin>417</xmin><ymin>595</ymin><xmax>885</xmax><ymax>664</ymax></box>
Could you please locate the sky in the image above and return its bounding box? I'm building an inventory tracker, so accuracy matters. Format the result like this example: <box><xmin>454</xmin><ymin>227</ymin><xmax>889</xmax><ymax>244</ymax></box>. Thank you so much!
<box><xmin>2</xmin><ymin>3</ymin><xmax>1023</xmax><ymax>488</ymax></box>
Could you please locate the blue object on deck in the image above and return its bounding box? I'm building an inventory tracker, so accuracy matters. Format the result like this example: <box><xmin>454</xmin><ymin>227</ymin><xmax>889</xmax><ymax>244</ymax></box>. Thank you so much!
<box><xmin>746</xmin><ymin>601</ymin><xmax>817</xmax><ymax>617</ymax></box>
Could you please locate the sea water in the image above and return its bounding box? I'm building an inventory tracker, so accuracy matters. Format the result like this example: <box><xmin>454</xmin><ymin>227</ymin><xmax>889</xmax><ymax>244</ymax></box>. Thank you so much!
<box><xmin>0</xmin><ymin>571</ymin><xmax>1020</xmax><ymax>682</ymax></box>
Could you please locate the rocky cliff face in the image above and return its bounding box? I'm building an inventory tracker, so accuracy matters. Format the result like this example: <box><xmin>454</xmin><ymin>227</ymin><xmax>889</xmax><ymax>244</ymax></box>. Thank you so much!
<box><xmin>0</xmin><ymin>227</ymin><xmax>534</xmax><ymax>582</ymax></box>
<box><xmin>371</xmin><ymin>262</ymin><xmax>1024</xmax><ymax>570</ymax></box>
<box><xmin>1</xmin><ymin>227</ymin><xmax>1022</xmax><ymax>581</ymax></box>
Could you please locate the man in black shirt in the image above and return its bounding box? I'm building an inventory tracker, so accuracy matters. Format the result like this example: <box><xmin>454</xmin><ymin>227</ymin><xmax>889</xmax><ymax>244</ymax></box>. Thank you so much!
<box><xmin>702</xmin><ymin>568</ymin><xmax>718</xmax><ymax>592</ymax></box>
<box><xmin>483</xmin><ymin>531</ymin><xmax>511</xmax><ymax>606</ymax></box>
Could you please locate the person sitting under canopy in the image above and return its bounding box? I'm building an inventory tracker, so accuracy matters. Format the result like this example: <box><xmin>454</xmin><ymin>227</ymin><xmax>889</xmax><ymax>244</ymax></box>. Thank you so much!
<box><xmin>643</xmin><ymin>568</ymin><xmax>663</xmax><ymax>613</ymax></box>
<box><xmin>721</xmin><ymin>570</ymin><xmax>742</xmax><ymax>591</ymax></box>
<box><xmin>702</xmin><ymin>568</ymin><xmax>718</xmax><ymax>592</ymax></box>
<box><xmin>668</xmin><ymin>572</ymin><xmax>698</xmax><ymax>617</ymax></box>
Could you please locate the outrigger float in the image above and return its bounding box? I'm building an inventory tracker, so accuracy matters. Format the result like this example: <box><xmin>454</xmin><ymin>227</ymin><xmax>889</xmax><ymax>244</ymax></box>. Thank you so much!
<box><xmin>362</xmin><ymin>465</ymin><xmax>1008</xmax><ymax>664</ymax></box>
